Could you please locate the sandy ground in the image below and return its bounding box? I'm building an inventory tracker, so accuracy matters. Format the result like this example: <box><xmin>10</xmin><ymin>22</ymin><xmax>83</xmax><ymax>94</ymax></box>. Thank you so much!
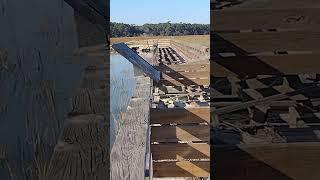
<box><xmin>111</xmin><ymin>35</ymin><xmax>209</xmax><ymax>47</ymax></box>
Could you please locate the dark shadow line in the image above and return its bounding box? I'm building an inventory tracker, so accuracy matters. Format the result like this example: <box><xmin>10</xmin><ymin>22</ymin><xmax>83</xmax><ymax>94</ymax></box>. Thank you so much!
<box><xmin>211</xmin><ymin>32</ymin><xmax>284</xmax><ymax>77</ymax></box>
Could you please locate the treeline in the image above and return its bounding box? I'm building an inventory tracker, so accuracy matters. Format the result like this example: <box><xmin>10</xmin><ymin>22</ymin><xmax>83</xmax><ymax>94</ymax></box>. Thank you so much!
<box><xmin>110</xmin><ymin>22</ymin><xmax>210</xmax><ymax>37</ymax></box>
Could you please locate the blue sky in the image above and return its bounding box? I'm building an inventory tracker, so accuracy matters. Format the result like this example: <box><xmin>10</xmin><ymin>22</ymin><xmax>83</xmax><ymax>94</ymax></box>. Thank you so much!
<box><xmin>110</xmin><ymin>0</ymin><xmax>209</xmax><ymax>25</ymax></box>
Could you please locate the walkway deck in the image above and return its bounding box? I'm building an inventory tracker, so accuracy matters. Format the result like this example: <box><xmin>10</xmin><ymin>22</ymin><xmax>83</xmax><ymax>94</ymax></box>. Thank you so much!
<box><xmin>150</xmin><ymin>42</ymin><xmax>210</xmax><ymax>178</ymax></box>
<box><xmin>111</xmin><ymin>40</ymin><xmax>210</xmax><ymax>179</ymax></box>
<box><xmin>211</xmin><ymin>0</ymin><xmax>320</xmax><ymax>179</ymax></box>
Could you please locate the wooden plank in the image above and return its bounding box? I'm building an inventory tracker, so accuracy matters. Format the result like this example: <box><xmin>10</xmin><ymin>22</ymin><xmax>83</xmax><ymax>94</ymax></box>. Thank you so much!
<box><xmin>211</xmin><ymin>61</ymin><xmax>238</xmax><ymax>77</ymax></box>
<box><xmin>211</xmin><ymin>0</ymin><xmax>320</xmax><ymax>10</ymax></box>
<box><xmin>212</xmin><ymin>8</ymin><xmax>320</xmax><ymax>31</ymax></box>
<box><xmin>151</xmin><ymin>143</ymin><xmax>210</xmax><ymax>160</ymax></box>
<box><xmin>153</xmin><ymin>161</ymin><xmax>210</xmax><ymax>177</ymax></box>
<box><xmin>112</xmin><ymin>43</ymin><xmax>161</xmax><ymax>82</ymax></box>
<box><xmin>151</xmin><ymin>125</ymin><xmax>209</xmax><ymax>142</ymax></box>
<box><xmin>213</xmin><ymin>84</ymin><xmax>320</xmax><ymax>115</ymax></box>
<box><xmin>158</xmin><ymin>78</ymin><xmax>210</xmax><ymax>86</ymax></box>
<box><xmin>156</xmin><ymin>63</ymin><xmax>209</xmax><ymax>72</ymax></box>
<box><xmin>64</xmin><ymin>0</ymin><xmax>107</xmax><ymax>30</ymax></box>
<box><xmin>162</xmin><ymin>71</ymin><xmax>209</xmax><ymax>79</ymax></box>
<box><xmin>150</xmin><ymin>107</ymin><xmax>210</xmax><ymax>124</ymax></box>
<box><xmin>211</xmin><ymin>54</ymin><xmax>320</xmax><ymax>77</ymax></box>
<box><xmin>49</xmin><ymin>114</ymin><xmax>109</xmax><ymax>179</ymax></box>
<box><xmin>213</xmin><ymin>31</ymin><xmax>320</xmax><ymax>53</ymax></box>
<box><xmin>111</xmin><ymin>77</ymin><xmax>151</xmax><ymax>180</ymax></box>
<box><xmin>70</xmin><ymin>88</ymin><xmax>106</xmax><ymax>115</ymax></box>
<box><xmin>214</xmin><ymin>143</ymin><xmax>320</xmax><ymax>180</ymax></box>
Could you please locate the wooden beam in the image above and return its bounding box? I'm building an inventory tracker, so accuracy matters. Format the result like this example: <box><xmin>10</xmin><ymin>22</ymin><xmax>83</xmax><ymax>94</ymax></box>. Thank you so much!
<box><xmin>153</xmin><ymin>161</ymin><xmax>210</xmax><ymax>177</ymax></box>
<box><xmin>213</xmin><ymin>31</ymin><xmax>320</xmax><ymax>53</ymax></box>
<box><xmin>151</xmin><ymin>143</ymin><xmax>210</xmax><ymax>160</ymax></box>
<box><xmin>49</xmin><ymin>115</ymin><xmax>109</xmax><ymax>179</ymax></box>
<box><xmin>214</xmin><ymin>143</ymin><xmax>320</xmax><ymax>180</ymax></box>
<box><xmin>211</xmin><ymin>54</ymin><xmax>320</xmax><ymax>77</ymax></box>
<box><xmin>151</xmin><ymin>125</ymin><xmax>209</xmax><ymax>142</ymax></box>
<box><xmin>162</xmin><ymin>71</ymin><xmax>209</xmax><ymax>80</ymax></box>
<box><xmin>213</xmin><ymin>84</ymin><xmax>320</xmax><ymax>115</ymax></box>
<box><xmin>110</xmin><ymin>77</ymin><xmax>151</xmax><ymax>180</ymax></box>
<box><xmin>158</xmin><ymin>78</ymin><xmax>210</xmax><ymax>86</ymax></box>
<box><xmin>156</xmin><ymin>63</ymin><xmax>209</xmax><ymax>72</ymax></box>
<box><xmin>150</xmin><ymin>107</ymin><xmax>210</xmax><ymax>124</ymax></box>
<box><xmin>211</xmin><ymin>0</ymin><xmax>320</xmax><ymax>10</ymax></box>
<box><xmin>112</xmin><ymin>43</ymin><xmax>161</xmax><ymax>82</ymax></box>
<box><xmin>64</xmin><ymin>0</ymin><xmax>107</xmax><ymax>30</ymax></box>
<box><xmin>212</xmin><ymin>8</ymin><xmax>320</xmax><ymax>31</ymax></box>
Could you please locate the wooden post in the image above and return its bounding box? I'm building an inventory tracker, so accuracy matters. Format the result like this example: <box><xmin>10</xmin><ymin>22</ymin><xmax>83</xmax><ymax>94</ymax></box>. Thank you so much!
<box><xmin>112</xmin><ymin>43</ymin><xmax>161</xmax><ymax>82</ymax></box>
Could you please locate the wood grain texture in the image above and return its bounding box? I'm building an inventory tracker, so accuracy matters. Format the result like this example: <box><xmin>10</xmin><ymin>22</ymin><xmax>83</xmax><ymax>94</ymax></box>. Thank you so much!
<box><xmin>213</xmin><ymin>31</ymin><xmax>320</xmax><ymax>53</ymax></box>
<box><xmin>214</xmin><ymin>143</ymin><xmax>320</xmax><ymax>180</ymax></box>
<box><xmin>150</xmin><ymin>107</ymin><xmax>210</xmax><ymax>124</ymax></box>
<box><xmin>162</xmin><ymin>71</ymin><xmax>209</xmax><ymax>79</ymax></box>
<box><xmin>70</xmin><ymin>88</ymin><xmax>106</xmax><ymax>114</ymax></box>
<box><xmin>153</xmin><ymin>161</ymin><xmax>210</xmax><ymax>177</ymax></box>
<box><xmin>112</xmin><ymin>43</ymin><xmax>161</xmax><ymax>82</ymax></box>
<box><xmin>211</xmin><ymin>0</ymin><xmax>320</xmax><ymax>10</ymax></box>
<box><xmin>0</xmin><ymin>1</ymin><xmax>92</xmax><ymax>179</ymax></box>
<box><xmin>212</xmin><ymin>8</ymin><xmax>320</xmax><ymax>31</ymax></box>
<box><xmin>213</xmin><ymin>84</ymin><xmax>320</xmax><ymax>115</ymax></box>
<box><xmin>110</xmin><ymin>76</ymin><xmax>151</xmax><ymax>180</ymax></box>
<box><xmin>156</xmin><ymin>63</ymin><xmax>209</xmax><ymax>72</ymax></box>
<box><xmin>158</xmin><ymin>78</ymin><xmax>210</xmax><ymax>86</ymax></box>
<box><xmin>211</xmin><ymin>54</ymin><xmax>320</xmax><ymax>77</ymax></box>
<box><xmin>151</xmin><ymin>125</ymin><xmax>209</xmax><ymax>142</ymax></box>
<box><xmin>151</xmin><ymin>143</ymin><xmax>210</xmax><ymax>160</ymax></box>
<box><xmin>49</xmin><ymin>114</ymin><xmax>109</xmax><ymax>180</ymax></box>
<box><xmin>64</xmin><ymin>0</ymin><xmax>107</xmax><ymax>30</ymax></box>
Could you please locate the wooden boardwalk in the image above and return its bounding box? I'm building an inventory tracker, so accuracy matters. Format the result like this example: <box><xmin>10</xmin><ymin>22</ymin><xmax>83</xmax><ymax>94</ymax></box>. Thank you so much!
<box><xmin>150</xmin><ymin>42</ymin><xmax>210</xmax><ymax>178</ymax></box>
<box><xmin>112</xmin><ymin>39</ymin><xmax>211</xmax><ymax>178</ymax></box>
<box><xmin>211</xmin><ymin>0</ymin><xmax>320</xmax><ymax>179</ymax></box>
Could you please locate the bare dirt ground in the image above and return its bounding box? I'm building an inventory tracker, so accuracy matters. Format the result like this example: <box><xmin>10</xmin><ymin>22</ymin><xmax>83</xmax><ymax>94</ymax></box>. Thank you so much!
<box><xmin>111</xmin><ymin>35</ymin><xmax>209</xmax><ymax>47</ymax></box>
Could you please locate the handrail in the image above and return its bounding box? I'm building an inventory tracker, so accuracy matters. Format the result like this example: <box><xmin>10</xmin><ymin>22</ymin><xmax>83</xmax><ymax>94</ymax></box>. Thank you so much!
<box><xmin>110</xmin><ymin>43</ymin><xmax>155</xmax><ymax>179</ymax></box>
<box><xmin>112</xmin><ymin>43</ymin><xmax>161</xmax><ymax>82</ymax></box>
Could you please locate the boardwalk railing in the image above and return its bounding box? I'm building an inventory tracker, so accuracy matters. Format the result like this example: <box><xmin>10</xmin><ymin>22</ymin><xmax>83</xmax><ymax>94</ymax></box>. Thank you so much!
<box><xmin>110</xmin><ymin>43</ymin><xmax>160</xmax><ymax>179</ymax></box>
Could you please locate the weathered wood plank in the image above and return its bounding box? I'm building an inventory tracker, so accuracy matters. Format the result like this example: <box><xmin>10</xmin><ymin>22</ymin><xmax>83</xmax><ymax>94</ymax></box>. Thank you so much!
<box><xmin>153</xmin><ymin>161</ymin><xmax>210</xmax><ymax>177</ymax></box>
<box><xmin>211</xmin><ymin>61</ymin><xmax>238</xmax><ymax>77</ymax></box>
<box><xmin>64</xmin><ymin>0</ymin><xmax>107</xmax><ymax>28</ymax></box>
<box><xmin>156</xmin><ymin>63</ymin><xmax>209</xmax><ymax>72</ymax></box>
<box><xmin>110</xmin><ymin>76</ymin><xmax>151</xmax><ymax>180</ymax></box>
<box><xmin>150</xmin><ymin>107</ymin><xmax>210</xmax><ymax>124</ymax></box>
<box><xmin>158</xmin><ymin>78</ymin><xmax>210</xmax><ymax>86</ymax></box>
<box><xmin>151</xmin><ymin>143</ymin><xmax>210</xmax><ymax>160</ymax></box>
<box><xmin>162</xmin><ymin>71</ymin><xmax>209</xmax><ymax>80</ymax></box>
<box><xmin>69</xmin><ymin>88</ymin><xmax>106</xmax><ymax>115</ymax></box>
<box><xmin>151</xmin><ymin>125</ymin><xmax>209</xmax><ymax>142</ymax></box>
<box><xmin>49</xmin><ymin>114</ymin><xmax>109</xmax><ymax>180</ymax></box>
<box><xmin>112</xmin><ymin>43</ymin><xmax>161</xmax><ymax>82</ymax></box>
<box><xmin>213</xmin><ymin>31</ymin><xmax>320</xmax><ymax>53</ymax></box>
<box><xmin>213</xmin><ymin>84</ymin><xmax>320</xmax><ymax>115</ymax></box>
<box><xmin>211</xmin><ymin>54</ymin><xmax>320</xmax><ymax>77</ymax></box>
<box><xmin>212</xmin><ymin>8</ymin><xmax>320</xmax><ymax>31</ymax></box>
<box><xmin>214</xmin><ymin>143</ymin><xmax>320</xmax><ymax>180</ymax></box>
<box><xmin>81</xmin><ymin>77</ymin><xmax>106</xmax><ymax>89</ymax></box>
<box><xmin>211</xmin><ymin>0</ymin><xmax>320</xmax><ymax>10</ymax></box>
